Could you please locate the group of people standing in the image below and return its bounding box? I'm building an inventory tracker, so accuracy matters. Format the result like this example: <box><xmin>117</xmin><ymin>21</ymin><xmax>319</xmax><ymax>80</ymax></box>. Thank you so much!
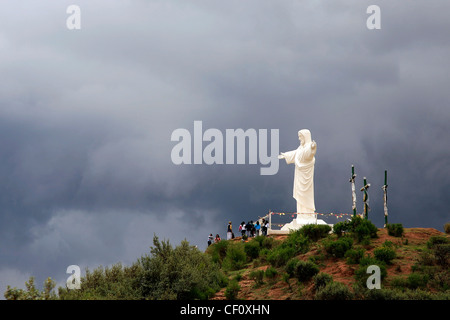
<box><xmin>207</xmin><ymin>219</ymin><xmax>270</xmax><ymax>247</ymax></box>
<box><xmin>207</xmin><ymin>233</ymin><xmax>221</xmax><ymax>246</ymax></box>
<box><xmin>238</xmin><ymin>219</ymin><xmax>269</xmax><ymax>238</ymax></box>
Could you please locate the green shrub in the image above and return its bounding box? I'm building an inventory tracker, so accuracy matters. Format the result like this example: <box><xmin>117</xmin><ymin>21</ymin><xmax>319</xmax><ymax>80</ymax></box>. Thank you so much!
<box><xmin>373</xmin><ymin>247</ymin><xmax>396</xmax><ymax>265</ymax></box>
<box><xmin>249</xmin><ymin>270</ymin><xmax>264</xmax><ymax>286</ymax></box>
<box><xmin>222</xmin><ymin>243</ymin><xmax>247</xmax><ymax>271</ymax></box>
<box><xmin>261</xmin><ymin>236</ymin><xmax>275</xmax><ymax>249</ymax></box>
<box><xmin>284</xmin><ymin>230</ymin><xmax>310</xmax><ymax>254</ymax></box>
<box><xmin>285</xmin><ymin>258</ymin><xmax>299</xmax><ymax>278</ymax></box>
<box><xmin>253</xmin><ymin>235</ymin><xmax>265</xmax><ymax>247</ymax></box>
<box><xmin>433</xmin><ymin>243</ymin><xmax>450</xmax><ymax>267</ymax></box>
<box><xmin>333</xmin><ymin>221</ymin><xmax>350</xmax><ymax>237</ymax></box>
<box><xmin>333</xmin><ymin>216</ymin><xmax>378</xmax><ymax>243</ymax></box>
<box><xmin>407</xmin><ymin>273</ymin><xmax>428</xmax><ymax>290</ymax></box>
<box><xmin>345</xmin><ymin>248</ymin><xmax>365</xmax><ymax>264</ymax></box>
<box><xmin>403</xmin><ymin>289</ymin><xmax>442</xmax><ymax>300</ymax></box>
<box><xmin>294</xmin><ymin>260</ymin><xmax>319</xmax><ymax>282</ymax></box>
<box><xmin>299</xmin><ymin>224</ymin><xmax>331</xmax><ymax>241</ymax></box>
<box><xmin>207</xmin><ymin>239</ymin><xmax>229</xmax><ymax>265</ymax></box>
<box><xmin>382</xmin><ymin>240</ymin><xmax>395</xmax><ymax>248</ymax></box>
<box><xmin>267</xmin><ymin>246</ymin><xmax>296</xmax><ymax>267</ymax></box>
<box><xmin>427</xmin><ymin>235</ymin><xmax>449</xmax><ymax>249</ymax></box>
<box><xmin>364</xmin><ymin>288</ymin><xmax>406</xmax><ymax>300</ymax></box>
<box><xmin>386</xmin><ymin>223</ymin><xmax>404</xmax><ymax>237</ymax></box>
<box><xmin>308</xmin><ymin>252</ymin><xmax>326</xmax><ymax>265</ymax></box>
<box><xmin>57</xmin><ymin>236</ymin><xmax>225</xmax><ymax>300</ymax></box>
<box><xmin>267</xmin><ymin>231</ymin><xmax>310</xmax><ymax>267</ymax></box>
<box><xmin>315</xmin><ymin>281</ymin><xmax>353</xmax><ymax>300</ymax></box>
<box><xmin>445</xmin><ymin>223</ymin><xmax>450</xmax><ymax>234</ymax></box>
<box><xmin>348</xmin><ymin>216</ymin><xmax>378</xmax><ymax>243</ymax></box>
<box><xmin>265</xmin><ymin>267</ymin><xmax>278</xmax><ymax>279</ymax></box>
<box><xmin>225</xmin><ymin>280</ymin><xmax>240</xmax><ymax>300</ymax></box>
<box><xmin>323</xmin><ymin>237</ymin><xmax>353</xmax><ymax>258</ymax></box>
<box><xmin>313</xmin><ymin>272</ymin><xmax>333</xmax><ymax>290</ymax></box>
<box><xmin>390</xmin><ymin>276</ymin><xmax>409</xmax><ymax>289</ymax></box>
<box><xmin>355</xmin><ymin>223</ymin><xmax>378</xmax><ymax>243</ymax></box>
<box><xmin>428</xmin><ymin>270</ymin><xmax>450</xmax><ymax>291</ymax></box>
<box><xmin>416</xmin><ymin>249</ymin><xmax>436</xmax><ymax>267</ymax></box>
<box><xmin>244</xmin><ymin>240</ymin><xmax>260</xmax><ymax>260</ymax></box>
<box><xmin>5</xmin><ymin>277</ymin><xmax>57</xmax><ymax>300</ymax></box>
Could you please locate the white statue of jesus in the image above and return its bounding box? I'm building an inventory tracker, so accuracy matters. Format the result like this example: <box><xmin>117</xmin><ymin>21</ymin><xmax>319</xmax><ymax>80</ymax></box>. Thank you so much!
<box><xmin>279</xmin><ymin>129</ymin><xmax>320</xmax><ymax>224</ymax></box>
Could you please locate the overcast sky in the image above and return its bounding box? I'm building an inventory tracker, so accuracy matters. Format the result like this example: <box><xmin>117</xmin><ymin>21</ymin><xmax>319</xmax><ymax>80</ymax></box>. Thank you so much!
<box><xmin>0</xmin><ymin>0</ymin><xmax>449</xmax><ymax>295</ymax></box>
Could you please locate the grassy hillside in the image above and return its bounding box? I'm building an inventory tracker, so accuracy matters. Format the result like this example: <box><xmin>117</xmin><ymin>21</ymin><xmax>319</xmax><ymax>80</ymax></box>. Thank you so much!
<box><xmin>4</xmin><ymin>217</ymin><xmax>449</xmax><ymax>300</ymax></box>
<box><xmin>207</xmin><ymin>219</ymin><xmax>449</xmax><ymax>300</ymax></box>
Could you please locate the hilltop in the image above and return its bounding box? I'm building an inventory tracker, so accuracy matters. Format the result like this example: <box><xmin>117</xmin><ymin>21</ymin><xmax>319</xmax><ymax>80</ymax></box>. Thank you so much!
<box><xmin>208</xmin><ymin>223</ymin><xmax>449</xmax><ymax>300</ymax></box>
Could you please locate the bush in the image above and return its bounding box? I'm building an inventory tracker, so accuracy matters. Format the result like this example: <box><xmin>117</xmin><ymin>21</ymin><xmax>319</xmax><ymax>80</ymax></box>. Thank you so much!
<box><xmin>386</xmin><ymin>223</ymin><xmax>404</xmax><ymax>237</ymax></box>
<box><xmin>249</xmin><ymin>270</ymin><xmax>264</xmax><ymax>286</ymax></box>
<box><xmin>347</xmin><ymin>216</ymin><xmax>378</xmax><ymax>243</ymax></box>
<box><xmin>267</xmin><ymin>231</ymin><xmax>309</xmax><ymax>267</ymax></box>
<box><xmin>222</xmin><ymin>243</ymin><xmax>247</xmax><ymax>271</ymax></box>
<box><xmin>407</xmin><ymin>273</ymin><xmax>428</xmax><ymax>290</ymax></box>
<box><xmin>427</xmin><ymin>235</ymin><xmax>449</xmax><ymax>249</ymax></box>
<box><xmin>207</xmin><ymin>239</ymin><xmax>229</xmax><ymax>265</ymax></box>
<box><xmin>285</xmin><ymin>258</ymin><xmax>299</xmax><ymax>278</ymax></box>
<box><xmin>57</xmin><ymin>236</ymin><xmax>226</xmax><ymax>300</ymax></box>
<box><xmin>315</xmin><ymin>281</ymin><xmax>353</xmax><ymax>300</ymax></box>
<box><xmin>299</xmin><ymin>224</ymin><xmax>331</xmax><ymax>241</ymax></box>
<box><xmin>261</xmin><ymin>236</ymin><xmax>275</xmax><ymax>249</ymax></box>
<box><xmin>333</xmin><ymin>221</ymin><xmax>350</xmax><ymax>237</ymax></box>
<box><xmin>323</xmin><ymin>237</ymin><xmax>353</xmax><ymax>258</ymax></box>
<box><xmin>433</xmin><ymin>243</ymin><xmax>450</xmax><ymax>268</ymax></box>
<box><xmin>428</xmin><ymin>270</ymin><xmax>450</xmax><ymax>291</ymax></box>
<box><xmin>445</xmin><ymin>223</ymin><xmax>450</xmax><ymax>234</ymax></box>
<box><xmin>313</xmin><ymin>273</ymin><xmax>333</xmax><ymax>291</ymax></box>
<box><xmin>284</xmin><ymin>230</ymin><xmax>310</xmax><ymax>254</ymax></box>
<box><xmin>294</xmin><ymin>260</ymin><xmax>319</xmax><ymax>282</ymax></box>
<box><xmin>373</xmin><ymin>247</ymin><xmax>396</xmax><ymax>265</ymax></box>
<box><xmin>363</xmin><ymin>288</ymin><xmax>406</xmax><ymax>300</ymax></box>
<box><xmin>390</xmin><ymin>276</ymin><xmax>409</xmax><ymax>289</ymax></box>
<box><xmin>225</xmin><ymin>280</ymin><xmax>240</xmax><ymax>300</ymax></box>
<box><xmin>416</xmin><ymin>249</ymin><xmax>436</xmax><ymax>267</ymax></box>
<box><xmin>355</xmin><ymin>222</ymin><xmax>378</xmax><ymax>243</ymax></box>
<box><xmin>267</xmin><ymin>246</ymin><xmax>296</xmax><ymax>267</ymax></box>
<box><xmin>345</xmin><ymin>248</ymin><xmax>366</xmax><ymax>264</ymax></box>
<box><xmin>265</xmin><ymin>267</ymin><xmax>278</xmax><ymax>279</ymax></box>
<box><xmin>244</xmin><ymin>240</ymin><xmax>261</xmax><ymax>260</ymax></box>
<box><xmin>5</xmin><ymin>277</ymin><xmax>57</xmax><ymax>300</ymax></box>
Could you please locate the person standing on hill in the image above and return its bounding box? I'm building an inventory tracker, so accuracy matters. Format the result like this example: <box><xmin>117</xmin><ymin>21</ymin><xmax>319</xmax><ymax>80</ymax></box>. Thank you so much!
<box><xmin>246</xmin><ymin>221</ymin><xmax>253</xmax><ymax>238</ymax></box>
<box><xmin>261</xmin><ymin>219</ymin><xmax>267</xmax><ymax>236</ymax></box>
<box><xmin>208</xmin><ymin>233</ymin><xmax>214</xmax><ymax>246</ymax></box>
<box><xmin>255</xmin><ymin>221</ymin><xmax>261</xmax><ymax>236</ymax></box>
<box><xmin>227</xmin><ymin>221</ymin><xmax>233</xmax><ymax>240</ymax></box>
<box><xmin>239</xmin><ymin>221</ymin><xmax>244</xmax><ymax>237</ymax></box>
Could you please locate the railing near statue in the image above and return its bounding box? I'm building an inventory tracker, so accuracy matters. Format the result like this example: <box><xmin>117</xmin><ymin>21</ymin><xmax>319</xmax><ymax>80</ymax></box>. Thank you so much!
<box><xmin>263</xmin><ymin>211</ymin><xmax>360</xmax><ymax>235</ymax></box>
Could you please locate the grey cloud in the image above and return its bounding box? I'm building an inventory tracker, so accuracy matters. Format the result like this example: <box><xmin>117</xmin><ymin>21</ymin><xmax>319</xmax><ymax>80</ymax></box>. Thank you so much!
<box><xmin>0</xmin><ymin>0</ymin><xmax>449</xmax><ymax>294</ymax></box>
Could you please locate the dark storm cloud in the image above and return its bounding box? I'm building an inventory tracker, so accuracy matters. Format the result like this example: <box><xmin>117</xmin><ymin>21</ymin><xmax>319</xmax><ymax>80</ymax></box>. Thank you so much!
<box><xmin>0</xmin><ymin>0</ymin><xmax>449</xmax><ymax>294</ymax></box>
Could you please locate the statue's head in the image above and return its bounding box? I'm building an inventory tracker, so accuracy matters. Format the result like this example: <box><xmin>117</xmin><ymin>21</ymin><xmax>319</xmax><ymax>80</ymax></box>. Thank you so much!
<box><xmin>298</xmin><ymin>129</ymin><xmax>312</xmax><ymax>146</ymax></box>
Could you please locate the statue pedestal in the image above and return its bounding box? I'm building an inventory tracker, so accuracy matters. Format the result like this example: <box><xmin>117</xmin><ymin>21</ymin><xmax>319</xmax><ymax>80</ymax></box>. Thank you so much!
<box><xmin>280</xmin><ymin>214</ymin><xmax>329</xmax><ymax>232</ymax></box>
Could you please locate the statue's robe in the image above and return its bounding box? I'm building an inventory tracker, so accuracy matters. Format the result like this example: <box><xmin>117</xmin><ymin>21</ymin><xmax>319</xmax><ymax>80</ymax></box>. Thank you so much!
<box><xmin>282</xmin><ymin>130</ymin><xmax>316</xmax><ymax>219</ymax></box>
